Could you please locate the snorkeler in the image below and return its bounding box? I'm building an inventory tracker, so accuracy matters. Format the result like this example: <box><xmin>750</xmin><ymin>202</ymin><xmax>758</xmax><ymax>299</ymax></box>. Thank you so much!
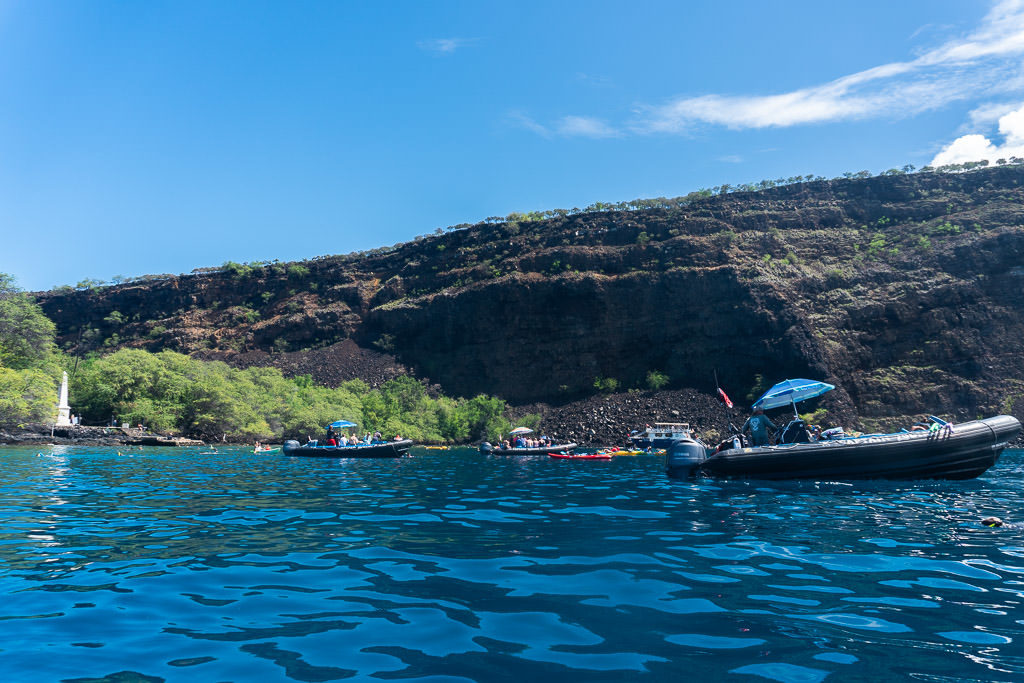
<box><xmin>981</xmin><ymin>516</ymin><xmax>1023</xmax><ymax>528</ymax></box>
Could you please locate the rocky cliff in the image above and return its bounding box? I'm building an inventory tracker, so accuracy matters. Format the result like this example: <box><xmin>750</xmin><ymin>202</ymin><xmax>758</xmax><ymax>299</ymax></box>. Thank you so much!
<box><xmin>38</xmin><ymin>168</ymin><xmax>1024</xmax><ymax>433</ymax></box>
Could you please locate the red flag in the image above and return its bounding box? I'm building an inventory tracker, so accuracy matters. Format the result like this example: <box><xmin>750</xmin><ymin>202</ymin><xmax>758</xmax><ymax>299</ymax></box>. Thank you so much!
<box><xmin>717</xmin><ymin>387</ymin><xmax>734</xmax><ymax>409</ymax></box>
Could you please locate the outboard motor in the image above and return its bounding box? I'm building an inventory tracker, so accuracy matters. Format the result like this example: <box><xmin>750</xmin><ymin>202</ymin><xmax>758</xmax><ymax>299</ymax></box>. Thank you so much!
<box><xmin>283</xmin><ymin>439</ymin><xmax>300</xmax><ymax>453</ymax></box>
<box><xmin>666</xmin><ymin>438</ymin><xmax>708</xmax><ymax>479</ymax></box>
<box><xmin>479</xmin><ymin>442</ymin><xmax>493</xmax><ymax>455</ymax></box>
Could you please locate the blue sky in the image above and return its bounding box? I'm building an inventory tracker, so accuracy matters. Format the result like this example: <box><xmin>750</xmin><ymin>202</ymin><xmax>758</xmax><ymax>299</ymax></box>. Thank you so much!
<box><xmin>2</xmin><ymin>0</ymin><xmax>1023</xmax><ymax>291</ymax></box>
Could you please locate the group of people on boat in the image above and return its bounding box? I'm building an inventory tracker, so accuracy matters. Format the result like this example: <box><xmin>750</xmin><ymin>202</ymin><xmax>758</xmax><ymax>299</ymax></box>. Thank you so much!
<box><xmin>317</xmin><ymin>426</ymin><xmax>387</xmax><ymax>447</ymax></box>
<box><xmin>502</xmin><ymin>435</ymin><xmax>555</xmax><ymax>449</ymax></box>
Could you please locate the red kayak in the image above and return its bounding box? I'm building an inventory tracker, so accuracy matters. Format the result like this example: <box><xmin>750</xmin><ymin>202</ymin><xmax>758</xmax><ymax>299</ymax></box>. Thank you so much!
<box><xmin>549</xmin><ymin>452</ymin><xmax>613</xmax><ymax>460</ymax></box>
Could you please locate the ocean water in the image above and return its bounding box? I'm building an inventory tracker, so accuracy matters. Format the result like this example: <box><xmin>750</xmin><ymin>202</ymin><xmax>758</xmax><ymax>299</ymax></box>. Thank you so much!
<box><xmin>0</xmin><ymin>445</ymin><xmax>1022</xmax><ymax>682</ymax></box>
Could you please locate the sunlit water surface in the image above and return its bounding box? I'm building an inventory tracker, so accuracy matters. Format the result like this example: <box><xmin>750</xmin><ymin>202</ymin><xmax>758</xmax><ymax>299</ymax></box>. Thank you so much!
<box><xmin>0</xmin><ymin>446</ymin><xmax>1023</xmax><ymax>682</ymax></box>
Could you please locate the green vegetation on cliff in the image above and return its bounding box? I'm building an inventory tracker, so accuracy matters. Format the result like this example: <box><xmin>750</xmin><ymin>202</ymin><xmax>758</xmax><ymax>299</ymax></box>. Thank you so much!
<box><xmin>1</xmin><ymin>273</ymin><xmax>509</xmax><ymax>442</ymax></box>
<box><xmin>0</xmin><ymin>275</ymin><xmax>61</xmax><ymax>425</ymax></box>
<box><xmin>73</xmin><ymin>349</ymin><xmax>508</xmax><ymax>442</ymax></box>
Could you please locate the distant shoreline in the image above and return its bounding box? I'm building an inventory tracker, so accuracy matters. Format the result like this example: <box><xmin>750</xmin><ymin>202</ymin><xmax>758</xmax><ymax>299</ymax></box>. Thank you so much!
<box><xmin>0</xmin><ymin>423</ymin><xmax>204</xmax><ymax>447</ymax></box>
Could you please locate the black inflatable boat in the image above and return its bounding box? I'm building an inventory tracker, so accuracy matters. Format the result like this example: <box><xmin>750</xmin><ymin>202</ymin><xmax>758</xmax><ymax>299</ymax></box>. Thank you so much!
<box><xmin>667</xmin><ymin>415</ymin><xmax>1021</xmax><ymax>481</ymax></box>
<box><xmin>283</xmin><ymin>439</ymin><xmax>413</xmax><ymax>458</ymax></box>
<box><xmin>479</xmin><ymin>442</ymin><xmax>578</xmax><ymax>456</ymax></box>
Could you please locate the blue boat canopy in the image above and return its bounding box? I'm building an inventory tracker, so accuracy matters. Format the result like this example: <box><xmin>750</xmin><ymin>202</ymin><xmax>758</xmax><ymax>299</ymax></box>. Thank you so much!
<box><xmin>328</xmin><ymin>420</ymin><xmax>358</xmax><ymax>428</ymax></box>
<box><xmin>753</xmin><ymin>379</ymin><xmax>835</xmax><ymax>416</ymax></box>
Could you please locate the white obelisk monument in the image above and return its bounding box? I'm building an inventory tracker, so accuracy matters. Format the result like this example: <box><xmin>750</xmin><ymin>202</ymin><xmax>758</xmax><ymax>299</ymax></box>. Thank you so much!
<box><xmin>56</xmin><ymin>371</ymin><xmax>71</xmax><ymax>426</ymax></box>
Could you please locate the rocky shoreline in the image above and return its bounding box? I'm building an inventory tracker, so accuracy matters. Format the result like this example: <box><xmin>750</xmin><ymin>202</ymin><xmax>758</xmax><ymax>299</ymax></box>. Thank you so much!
<box><xmin>3</xmin><ymin>391</ymin><xmax>1019</xmax><ymax>450</ymax></box>
<box><xmin>507</xmin><ymin>388</ymin><xmax>738</xmax><ymax>448</ymax></box>
<box><xmin>507</xmin><ymin>389</ymin><xmax>1023</xmax><ymax>449</ymax></box>
<box><xmin>0</xmin><ymin>423</ymin><xmax>205</xmax><ymax>447</ymax></box>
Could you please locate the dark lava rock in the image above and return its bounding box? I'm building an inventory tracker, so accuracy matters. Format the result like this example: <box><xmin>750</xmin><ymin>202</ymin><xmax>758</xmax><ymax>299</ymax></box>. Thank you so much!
<box><xmin>507</xmin><ymin>389</ymin><xmax>743</xmax><ymax>447</ymax></box>
<box><xmin>35</xmin><ymin>167</ymin><xmax>1024</xmax><ymax>433</ymax></box>
<box><xmin>197</xmin><ymin>338</ymin><xmax>408</xmax><ymax>388</ymax></box>
<box><xmin>0</xmin><ymin>424</ymin><xmax>203</xmax><ymax>447</ymax></box>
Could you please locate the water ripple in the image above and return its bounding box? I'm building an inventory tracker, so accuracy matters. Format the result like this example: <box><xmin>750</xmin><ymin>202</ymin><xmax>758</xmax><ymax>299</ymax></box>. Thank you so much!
<box><xmin>0</xmin><ymin>446</ymin><xmax>1021</xmax><ymax>680</ymax></box>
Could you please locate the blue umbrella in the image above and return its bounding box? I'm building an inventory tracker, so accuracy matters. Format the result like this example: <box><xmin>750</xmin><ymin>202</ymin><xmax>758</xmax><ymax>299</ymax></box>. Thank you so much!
<box><xmin>328</xmin><ymin>420</ymin><xmax>358</xmax><ymax>429</ymax></box>
<box><xmin>753</xmin><ymin>379</ymin><xmax>835</xmax><ymax>416</ymax></box>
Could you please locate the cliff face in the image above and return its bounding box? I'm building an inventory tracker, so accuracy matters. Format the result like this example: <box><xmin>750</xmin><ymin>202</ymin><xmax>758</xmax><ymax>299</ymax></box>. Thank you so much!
<box><xmin>38</xmin><ymin>168</ymin><xmax>1024</xmax><ymax>431</ymax></box>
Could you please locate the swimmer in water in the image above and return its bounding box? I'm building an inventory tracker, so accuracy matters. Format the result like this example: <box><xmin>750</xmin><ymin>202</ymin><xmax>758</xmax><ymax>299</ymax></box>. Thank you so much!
<box><xmin>981</xmin><ymin>516</ymin><xmax>1023</xmax><ymax>528</ymax></box>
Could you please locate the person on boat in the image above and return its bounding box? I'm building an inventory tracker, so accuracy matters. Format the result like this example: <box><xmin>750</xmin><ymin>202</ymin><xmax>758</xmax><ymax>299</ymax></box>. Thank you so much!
<box><xmin>820</xmin><ymin>426</ymin><xmax>845</xmax><ymax>440</ymax></box>
<box><xmin>373</xmin><ymin>431</ymin><xmax>382</xmax><ymax>442</ymax></box>
<box><xmin>393</xmin><ymin>433</ymin><xmax>403</xmax><ymax>441</ymax></box>
<box><xmin>741</xmin><ymin>407</ymin><xmax>776</xmax><ymax>446</ymax></box>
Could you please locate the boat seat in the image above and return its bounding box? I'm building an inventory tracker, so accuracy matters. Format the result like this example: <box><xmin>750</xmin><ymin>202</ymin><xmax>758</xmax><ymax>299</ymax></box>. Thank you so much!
<box><xmin>779</xmin><ymin>419</ymin><xmax>810</xmax><ymax>444</ymax></box>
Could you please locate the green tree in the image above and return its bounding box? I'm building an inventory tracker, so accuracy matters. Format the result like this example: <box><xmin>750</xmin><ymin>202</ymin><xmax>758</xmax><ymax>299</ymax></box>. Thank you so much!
<box><xmin>461</xmin><ymin>394</ymin><xmax>509</xmax><ymax>441</ymax></box>
<box><xmin>0</xmin><ymin>366</ymin><xmax>59</xmax><ymax>425</ymax></box>
<box><xmin>0</xmin><ymin>274</ymin><xmax>57</xmax><ymax>370</ymax></box>
<box><xmin>646</xmin><ymin>370</ymin><xmax>669</xmax><ymax>390</ymax></box>
<box><xmin>64</xmin><ymin>343</ymin><xmax>512</xmax><ymax>443</ymax></box>
<box><xmin>0</xmin><ymin>274</ymin><xmax>62</xmax><ymax>426</ymax></box>
<box><xmin>435</xmin><ymin>396</ymin><xmax>469</xmax><ymax>442</ymax></box>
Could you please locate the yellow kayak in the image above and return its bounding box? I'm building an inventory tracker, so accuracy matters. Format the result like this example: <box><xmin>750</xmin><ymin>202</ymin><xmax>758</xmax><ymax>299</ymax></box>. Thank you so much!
<box><xmin>603</xmin><ymin>448</ymin><xmax>666</xmax><ymax>456</ymax></box>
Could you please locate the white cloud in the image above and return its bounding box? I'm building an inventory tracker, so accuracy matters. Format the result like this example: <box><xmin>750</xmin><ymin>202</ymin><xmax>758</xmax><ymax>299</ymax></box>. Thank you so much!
<box><xmin>556</xmin><ymin>116</ymin><xmax>618</xmax><ymax>138</ymax></box>
<box><xmin>930</xmin><ymin>102</ymin><xmax>1024</xmax><ymax>165</ymax></box>
<box><xmin>417</xmin><ymin>38</ymin><xmax>476</xmax><ymax>55</ymax></box>
<box><xmin>1001</xmin><ymin>106</ymin><xmax>1024</xmax><ymax>144</ymax></box>
<box><xmin>509</xmin><ymin>113</ymin><xmax>619</xmax><ymax>138</ymax></box>
<box><xmin>576</xmin><ymin>72</ymin><xmax>614</xmax><ymax>88</ymax></box>
<box><xmin>508</xmin><ymin>112</ymin><xmax>552</xmax><ymax>138</ymax></box>
<box><xmin>519</xmin><ymin>0</ymin><xmax>1024</xmax><ymax>138</ymax></box>
<box><xmin>931</xmin><ymin>134</ymin><xmax>1000</xmax><ymax>165</ymax></box>
<box><xmin>967</xmin><ymin>101</ymin><xmax>1023</xmax><ymax>127</ymax></box>
<box><xmin>635</xmin><ymin>0</ymin><xmax>1024</xmax><ymax>132</ymax></box>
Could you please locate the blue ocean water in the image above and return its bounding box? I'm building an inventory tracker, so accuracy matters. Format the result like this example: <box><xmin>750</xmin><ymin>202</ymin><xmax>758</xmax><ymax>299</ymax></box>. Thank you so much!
<box><xmin>0</xmin><ymin>445</ymin><xmax>1022</xmax><ymax>682</ymax></box>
